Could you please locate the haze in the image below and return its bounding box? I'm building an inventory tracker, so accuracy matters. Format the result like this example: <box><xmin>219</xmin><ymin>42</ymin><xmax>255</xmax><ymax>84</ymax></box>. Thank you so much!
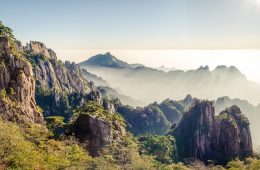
<box><xmin>56</xmin><ymin>49</ymin><xmax>260</xmax><ymax>84</ymax></box>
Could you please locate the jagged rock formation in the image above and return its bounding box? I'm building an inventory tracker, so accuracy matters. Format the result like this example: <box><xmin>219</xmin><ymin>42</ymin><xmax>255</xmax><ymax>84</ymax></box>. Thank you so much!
<box><xmin>174</xmin><ymin>100</ymin><xmax>253</xmax><ymax>164</ymax></box>
<box><xmin>24</xmin><ymin>41</ymin><xmax>104</xmax><ymax>119</ymax></box>
<box><xmin>214</xmin><ymin>96</ymin><xmax>260</xmax><ymax>147</ymax></box>
<box><xmin>0</xmin><ymin>37</ymin><xmax>43</xmax><ymax>123</ymax></box>
<box><xmin>25</xmin><ymin>41</ymin><xmax>90</xmax><ymax>94</ymax></box>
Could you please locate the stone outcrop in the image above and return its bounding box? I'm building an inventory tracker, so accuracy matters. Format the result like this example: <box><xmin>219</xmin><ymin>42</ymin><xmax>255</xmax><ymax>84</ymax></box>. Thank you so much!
<box><xmin>74</xmin><ymin>114</ymin><xmax>114</xmax><ymax>156</ymax></box>
<box><xmin>24</xmin><ymin>41</ymin><xmax>57</xmax><ymax>60</ymax></box>
<box><xmin>0</xmin><ymin>37</ymin><xmax>43</xmax><ymax>123</ymax></box>
<box><xmin>74</xmin><ymin>108</ymin><xmax>125</xmax><ymax>156</ymax></box>
<box><xmin>174</xmin><ymin>100</ymin><xmax>253</xmax><ymax>164</ymax></box>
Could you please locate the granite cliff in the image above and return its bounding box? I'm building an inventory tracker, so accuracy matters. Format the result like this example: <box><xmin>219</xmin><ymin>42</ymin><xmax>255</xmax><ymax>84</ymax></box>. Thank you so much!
<box><xmin>24</xmin><ymin>41</ymin><xmax>104</xmax><ymax>119</ymax></box>
<box><xmin>174</xmin><ymin>100</ymin><xmax>253</xmax><ymax>164</ymax></box>
<box><xmin>0</xmin><ymin>37</ymin><xmax>43</xmax><ymax>123</ymax></box>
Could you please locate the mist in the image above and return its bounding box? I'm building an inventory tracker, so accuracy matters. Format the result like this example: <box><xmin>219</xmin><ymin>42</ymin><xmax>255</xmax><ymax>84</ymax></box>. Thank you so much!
<box><xmin>82</xmin><ymin>65</ymin><xmax>260</xmax><ymax>106</ymax></box>
<box><xmin>81</xmin><ymin>63</ymin><xmax>260</xmax><ymax>150</ymax></box>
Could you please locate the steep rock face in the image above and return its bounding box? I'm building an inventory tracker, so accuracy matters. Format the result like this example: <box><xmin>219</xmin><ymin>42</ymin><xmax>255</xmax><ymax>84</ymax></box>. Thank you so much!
<box><xmin>212</xmin><ymin>106</ymin><xmax>253</xmax><ymax>163</ymax></box>
<box><xmin>0</xmin><ymin>37</ymin><xmax>43</xmax><ymax>123</ymax></box>
<box><xmin>24</xmin><ymin>42</ymin><xmax>104</xmax><ymax>119</ymax></box>
<box><xmin>174</xmin><ymin>100</ymin><xmax>253</xmax><ymax>164</ymax></box>
<box><xmin>25</xmin><ymin>41</ymin><xmax>90</xmax><ymax>94</ymax></box>
<box><xmin>174</xmin><ymin>101</ymin><xmax>215</xmax><ymax>160</ymax></box>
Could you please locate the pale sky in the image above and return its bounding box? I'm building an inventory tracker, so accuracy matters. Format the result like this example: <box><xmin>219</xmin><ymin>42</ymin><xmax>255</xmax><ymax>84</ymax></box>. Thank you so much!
<box><xmin>1</xmin><ymin>0</ymin><xmax>260</xmax><ymax>83</ymax></box>
<box><xmin>1</xmin><ymin>0</ymin><xmax>260</xmax><ymax>49</ymax></box>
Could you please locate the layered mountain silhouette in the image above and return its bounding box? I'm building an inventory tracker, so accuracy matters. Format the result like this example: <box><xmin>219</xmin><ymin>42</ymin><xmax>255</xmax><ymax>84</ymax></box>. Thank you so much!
<box><xmin>80</xmin><ymin>53</ymin><xmax>260</xmax><ymax>106</ymax></box>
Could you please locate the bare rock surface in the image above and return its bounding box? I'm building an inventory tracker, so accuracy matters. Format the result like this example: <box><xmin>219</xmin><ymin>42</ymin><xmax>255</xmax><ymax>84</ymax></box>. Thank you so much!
<box><xmin>174</xmin><ymin>100</ymin><xmax>253</xmax><ymax>164</ymax></box>
<box><xmin>0</xmin><ymin>37</ymin><xmax>43</xmax><ymax>123</ymax></box>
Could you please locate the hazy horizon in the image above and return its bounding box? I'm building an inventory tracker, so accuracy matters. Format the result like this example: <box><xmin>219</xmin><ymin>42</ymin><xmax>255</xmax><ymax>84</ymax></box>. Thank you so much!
<box><xmin>55</xmin><ymin>49</ymin><xmax>260</xmax><ymax>84</ymax></box>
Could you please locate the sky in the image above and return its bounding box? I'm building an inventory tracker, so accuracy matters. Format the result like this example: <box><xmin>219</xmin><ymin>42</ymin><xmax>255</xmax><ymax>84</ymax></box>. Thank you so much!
<box><xmin>1</xmin><ymin>0</ymin><xmax>260</xmax><ymax>83</ymax></box>
<box><xmin>1</xmin><ymin>0</ymin><xmax>260</xmax><ymax>49</ymax></box>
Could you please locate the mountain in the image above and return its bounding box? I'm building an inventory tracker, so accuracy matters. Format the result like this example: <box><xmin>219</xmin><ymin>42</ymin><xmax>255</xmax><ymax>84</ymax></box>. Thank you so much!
<box><xmin>214</xmin><ymin>96</ymin><xmax>260</xmax><ymax>149</ymax></box>
<box><xmin>80</xmin><ymin>53</ymin><xmax>260</xmax><ymax>106</ymax></box>
<box><xmin>80</xmin><ymin>52</ymin><xmax>131</xmax><ymax>69</ymax></box>
<box><xmin>116</xmin><ymin>96</ymin><xmax>191</xmax><ymax>135</ymax></box>
<box><xmin>24</xmin><ymin>41</ymin><xmax>110</xmax><ymax>120</ymax></box>
<box><xmin>173</xmin><ymin>100</ymin><xmax>253</xmax><ymax>164</ymax></box>
<box><xmin>0</xmin><ymin>37</ymin><xmax>43</xmax><ymax>123</ymax></box>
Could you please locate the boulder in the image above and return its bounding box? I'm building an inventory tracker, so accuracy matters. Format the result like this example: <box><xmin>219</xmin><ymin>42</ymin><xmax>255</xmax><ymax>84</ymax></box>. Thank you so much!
<box><xmin>74</xmin><ymin>114</ymin><xmax>113</xmax><ymax>156</ymax></box>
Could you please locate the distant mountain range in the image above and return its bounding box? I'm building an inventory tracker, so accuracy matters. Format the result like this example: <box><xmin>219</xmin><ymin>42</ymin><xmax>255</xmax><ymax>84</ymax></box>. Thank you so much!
<box><xmin>156</xmin><ymin>65</ymin><xmax>176</xmax><ymax>72</ymax></box>
<box><xmin>80</xmin><ymin>52</ymin><xmax>260</xmax><ymax>106</ymax></box>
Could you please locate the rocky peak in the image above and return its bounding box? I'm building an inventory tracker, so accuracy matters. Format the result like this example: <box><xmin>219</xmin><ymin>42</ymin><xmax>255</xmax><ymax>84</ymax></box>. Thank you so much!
<box><xmin>174</xmin><ymin>101</ymin><xmax>252</xmax><ymax>164</ymax></box>
<box><xmin>80</xmin><ymin>52</ymin><xmax>131</xmax><ymax>69</ymax></box>
<box><xmin>25</xmin><ymin>41</ymin><xmax>90</xmax><ymax>94</ymax></box>
<box><xmin>0</xmin><ymin>37</ymin><xmax>43</xmax><ymax>123</ymax></box>
<box><xmin>174</xmin><ymin>100</ymin><xmax>215</xmax><ymax>161</ymax></box>
<box><xmin>183</xmin><ymin>94</ymin><xmax>193</xmax><ymax>105</ymax></box>
<box><xmin>24</xmin><ymin>41</ymin><xmax>109</xmax><ymax>120</ymax></box>
<box><xmin>24</xmin><ymin>41</ymin><xmax>57</xmax><ymax>60</ymax></box>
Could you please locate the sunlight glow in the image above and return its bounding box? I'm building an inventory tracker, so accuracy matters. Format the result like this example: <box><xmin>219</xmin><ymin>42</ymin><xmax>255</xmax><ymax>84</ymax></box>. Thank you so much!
<box><xmin>247</xmin><ymin>0</ymin><xmax>260</xmax><ymax>8</ymax></box>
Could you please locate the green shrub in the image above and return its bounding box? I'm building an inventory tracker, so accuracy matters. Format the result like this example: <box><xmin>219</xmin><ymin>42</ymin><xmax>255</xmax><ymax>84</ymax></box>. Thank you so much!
<box><xmin>73</xmin><ymin>101</ymin><xmax>125</xmax><ymax>128</ymax></box>
<box><xmin>0</xmin><ymin>119</ymin><xmax>91</xmax><ymax>169</ymax></box>
<box><xmin>138</xmin><ymin>135</ymin><xmax>176</xmax><ymax>163</ymax></box>
<box><xmin>0</xmin><ymin>21</ymin><xmax>15</xmax><ymax>41</ymax></box>
<box><xmin>46</xmin><ymin>116</ymin><xmax>65</xmax><ymax>138</ymax></box>
<box><xmin>0</xmin><ymin>89</ymin><xmax>7</xmax><ymax>100</ymax></box>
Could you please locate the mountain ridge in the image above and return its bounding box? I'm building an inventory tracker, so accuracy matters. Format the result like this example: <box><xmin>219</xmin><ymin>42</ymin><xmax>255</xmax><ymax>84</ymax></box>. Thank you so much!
<box><xmin>80</xmin><ymin>52</ymin><xmax>260</xmax><ymax>106</ymax></box>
